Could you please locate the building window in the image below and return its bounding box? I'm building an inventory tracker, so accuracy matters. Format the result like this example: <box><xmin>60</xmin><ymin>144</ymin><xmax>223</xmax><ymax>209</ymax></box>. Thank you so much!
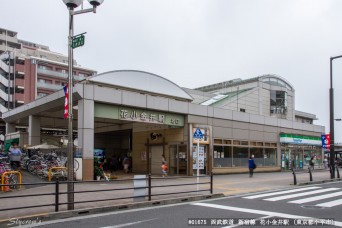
<box><xmin>213</xmin><ymin>146</ymin><xmax>232</xmax><ymax>167</ymax></box>
<box><xmin>232</xmin><ymin>147</ymin><xmax>249</xmax><ymax>167</ymax></box>
<box><xmin>270</xmin><ymin>90</ymin><xmax>287</xmax><ymax>114</ymax></box>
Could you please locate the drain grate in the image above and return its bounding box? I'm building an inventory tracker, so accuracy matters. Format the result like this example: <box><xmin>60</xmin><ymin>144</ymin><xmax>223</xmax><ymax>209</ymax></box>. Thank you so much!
<box><xmin>301</xmin><ymin>205</ymin><xmax>325</xmax><ymax>209</ymax></box>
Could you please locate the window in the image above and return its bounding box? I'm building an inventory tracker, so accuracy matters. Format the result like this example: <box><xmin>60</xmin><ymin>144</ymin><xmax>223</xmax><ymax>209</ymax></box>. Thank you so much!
<box><xmin>213</xmin><ymin>146</ymin><xmax>232</xmax><ymax>167</ymax></box>
<box><xmin>270</xmin><ymin>90</ymin><xmax>287</xmax><ymax>114</ymax></box>
<box><xmin>232</xmin><ymin>147</ymin><xmax>249</xmax><ymax>167</ymax></box>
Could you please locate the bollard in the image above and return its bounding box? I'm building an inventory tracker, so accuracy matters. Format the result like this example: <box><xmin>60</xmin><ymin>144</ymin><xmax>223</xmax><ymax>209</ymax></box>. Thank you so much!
<box><xmin>148</xmin><ymin>173</ymin><xmax>151</xmax><ymax>201</ymax></box>
<box><xmin>291</xmin><ymin>168</ymin><xmax>297</xmax><ymax>185</ymax></box>
<box><xmin>55</xmin><ymin>177</ymin><xmax>59</xmax><ymax>212</ymax></box>
<box><xmin>308</xmin><ymin>167</ymin><xmax>313</xmax><ymax>182</ymax></box>
<box><xmin>210</xmin><ymin>172</ymin><xmax>213</xmax><ymax>194</ymax></box>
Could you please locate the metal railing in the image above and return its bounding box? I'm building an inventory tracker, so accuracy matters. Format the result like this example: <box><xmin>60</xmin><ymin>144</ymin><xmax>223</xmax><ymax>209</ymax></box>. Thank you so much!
<box><xmin>0</xmin><ymin>173</ymin><xmax>213</xmax><ymax>213</ymax></box>
<box><xmin>291</xmin><ymin>167</ymin><xmax>340</xmax><ymax>185</ymax></box>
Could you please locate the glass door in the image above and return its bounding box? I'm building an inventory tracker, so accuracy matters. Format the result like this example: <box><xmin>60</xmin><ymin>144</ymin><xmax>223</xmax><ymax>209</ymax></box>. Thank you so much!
<box><xmin>169</xmin><ymin>144</ymin><xmax>187</xmax><ymax>175</ymax></box>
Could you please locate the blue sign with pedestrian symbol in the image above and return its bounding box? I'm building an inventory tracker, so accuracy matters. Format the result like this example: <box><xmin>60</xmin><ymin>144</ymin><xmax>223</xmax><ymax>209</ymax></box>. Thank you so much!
<box><xmin>193</xmin><ymin>128</ymin><xmax>203</xmax><ymax>139</ymax></box>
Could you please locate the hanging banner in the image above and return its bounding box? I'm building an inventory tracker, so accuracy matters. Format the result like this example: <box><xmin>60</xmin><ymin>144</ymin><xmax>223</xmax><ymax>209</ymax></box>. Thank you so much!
<box><xmin>321</xmin><ymin>134</ymin><xmax>330</xmax><ymax>149</ymax></box>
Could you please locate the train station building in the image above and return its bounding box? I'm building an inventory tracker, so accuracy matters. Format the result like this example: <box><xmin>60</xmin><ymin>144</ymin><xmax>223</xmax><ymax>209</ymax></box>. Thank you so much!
<box><xmin>3</xmin><ymin>70</ymin><xmax>325</xmax><ymax>180</ymax></box>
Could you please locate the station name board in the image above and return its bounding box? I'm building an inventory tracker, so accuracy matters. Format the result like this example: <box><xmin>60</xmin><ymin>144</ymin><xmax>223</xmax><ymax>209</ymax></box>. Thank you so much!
<box><xmin>94</xmin><ymin>103</ymin><xmax>184</xmax><ymax>126</ymax></box>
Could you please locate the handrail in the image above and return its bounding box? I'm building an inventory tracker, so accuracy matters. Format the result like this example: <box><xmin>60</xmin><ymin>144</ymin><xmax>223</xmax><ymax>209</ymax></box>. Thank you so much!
<box><xmin>0</xmin><ymin>173</ymin><xmax>213</xmax><ymax>213</ymax></box>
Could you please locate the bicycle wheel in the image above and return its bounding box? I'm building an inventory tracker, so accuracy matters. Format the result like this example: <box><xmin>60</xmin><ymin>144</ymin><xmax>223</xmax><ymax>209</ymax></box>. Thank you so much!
<box><xmin>74</xmin><ymin>159</ymin><xmax>79</xmax><ymax>171</ymax></box>
<box><xmin>27</xmin><ymin>161</ymin><xmax>37</xmax><ymax>174</ymax></box>
<box><xmin>65</xmin><ymin>159</ymin><xmax>79</xmax><ymax>171</ymax></box>
<box><xmin>8</xmin><ymin>174</ymin><xmax>18</xmax><ymax>190</ymax></box>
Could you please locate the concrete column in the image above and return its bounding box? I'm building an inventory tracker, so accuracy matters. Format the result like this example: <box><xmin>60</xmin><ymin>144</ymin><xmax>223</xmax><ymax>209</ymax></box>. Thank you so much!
<box><xmin>28</xmin><ymin>115</ymin><xmax>41</xmax><ymax>146</ymax></box>
<box><xmin>6</xmin><ymin>123</ymin><xmax>16</xmax><ymax>134</ymax></box>
<box><xmin>78</xmin><ymin>99</ymin><xmax>94</xmax><ymax>180</ymax></box>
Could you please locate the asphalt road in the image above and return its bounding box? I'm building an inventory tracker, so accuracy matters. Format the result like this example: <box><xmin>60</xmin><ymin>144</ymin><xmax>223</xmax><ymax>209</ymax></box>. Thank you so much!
<box><xmin>20</xmin><ymin>181</ymin><xmax>342</xmax><ymax>228</ymax></box>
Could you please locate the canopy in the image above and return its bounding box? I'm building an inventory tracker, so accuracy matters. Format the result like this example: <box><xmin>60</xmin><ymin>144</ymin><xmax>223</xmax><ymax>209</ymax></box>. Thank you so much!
<box><xmin>27</xmin><ymin>143</ymin><xmax>60</xmax><ymax>149</ymax></box>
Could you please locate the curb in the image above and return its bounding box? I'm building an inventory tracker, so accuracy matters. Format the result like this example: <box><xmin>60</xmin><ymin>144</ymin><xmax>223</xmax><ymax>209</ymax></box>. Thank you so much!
<box><xmin>0</xmin><ymin>193</ymin><xmax>224</xmax><ymax>227</ymax></box>
<box><xmin>297</xmin><ymin>178</ymin><xmax>342</xmax><ymax>186</ymax></box>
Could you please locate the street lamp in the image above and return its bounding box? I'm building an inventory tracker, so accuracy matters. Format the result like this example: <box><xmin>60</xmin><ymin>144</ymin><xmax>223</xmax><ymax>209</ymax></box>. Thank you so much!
<box><xmin>62</xmin><ymin>0</ymin><xmax>104</xmax><ymax>210</ymax></box>
<box><xmin>329</xmin><ymin>55</ymin><xmax>342</xmax><ymax>179</ymax></box>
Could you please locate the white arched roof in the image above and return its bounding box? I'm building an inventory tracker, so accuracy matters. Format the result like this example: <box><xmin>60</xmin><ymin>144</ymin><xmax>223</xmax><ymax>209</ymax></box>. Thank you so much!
<box><xmin>260</xmin><ymin>75</ymin><xmax>294</xmax><ymax>91</ymax></box>
<box><xmin>87</xmin><ymin>70</ymin><xmax>193</xmax><ymax>101</ymax></box>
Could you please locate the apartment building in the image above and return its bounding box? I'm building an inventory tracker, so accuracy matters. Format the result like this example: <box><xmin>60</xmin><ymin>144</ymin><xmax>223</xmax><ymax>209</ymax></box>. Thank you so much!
<box><xmin>0</xmin><ymin>27</ymin><xmax>96</xmax><ymax>140</ymax></box>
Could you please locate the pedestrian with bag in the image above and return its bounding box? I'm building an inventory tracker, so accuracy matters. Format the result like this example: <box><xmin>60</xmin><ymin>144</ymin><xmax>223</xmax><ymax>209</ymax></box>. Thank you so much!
<box><xmin>309</xmin><ymin>156</ymin><xmax>315</xmax><ymax>171</ymax></box>
<box><xmin>161</xmin><ymin>161</ymin><xmax>168</xmax><ymax>177</ymax></box>
<box><xmin>248</xmin><ymin>155</ymin><xmax>256</xmax><ymax>178</ymax></box>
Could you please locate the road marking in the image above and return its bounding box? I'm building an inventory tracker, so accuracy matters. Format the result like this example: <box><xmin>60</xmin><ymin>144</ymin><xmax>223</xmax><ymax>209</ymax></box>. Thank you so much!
<box><xmin>316</xmin><ymin>199</ymin><xmax>342</xmax><ymax>208</ymax></box>
<box><xmin>192</xmin><ymin>202</ymin><xmax>342</xmax><ymax>227</ymax></box>
<box><xmin>99</xmin><ymin>218</ymin><xmax>157</xmax><ymax>228</ymax></box>
<box><xmin>288</xmin><ymin>191</ymin><xmax>342</xmax><ymax>204</ymax></box>
<box><xmin>243</xmin><ymin>186</ymin><xmax>321</xmax><ymax>199</ymax></box>
<box><xmin>264</xmin><ymin>188</ymin><xmax>340</xmax><ymax>201</ymax></box>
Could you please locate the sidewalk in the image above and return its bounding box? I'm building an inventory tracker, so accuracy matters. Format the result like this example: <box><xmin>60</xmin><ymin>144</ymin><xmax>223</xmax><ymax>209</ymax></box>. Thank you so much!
<box><xmin>0</xmin><ymin>169</ymin><xmax>339</xmax><ymax>223</ymax></box>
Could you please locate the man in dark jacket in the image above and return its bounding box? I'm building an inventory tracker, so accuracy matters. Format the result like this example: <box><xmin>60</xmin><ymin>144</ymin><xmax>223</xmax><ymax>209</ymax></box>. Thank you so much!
<box><xmin>248</xmin><ymin>155</ymin><xmax>256</xmax><ymax>177</ymax></box>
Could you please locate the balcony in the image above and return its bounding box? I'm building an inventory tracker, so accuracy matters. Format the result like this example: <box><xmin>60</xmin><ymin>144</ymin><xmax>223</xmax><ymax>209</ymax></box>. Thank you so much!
<box><xmin>16</xmin><ymin>71</ymin><xmax>25</xmax><ymax>78</ymax></box>
<box><xmin>37</xmin><ymin>82</ymin><xmax>63</xmax><ymax>91</ymax></box>
<box><xmin>38</xmin><ymin>68</ymin><xmax>86</xmax><ymax>81</ymax></box>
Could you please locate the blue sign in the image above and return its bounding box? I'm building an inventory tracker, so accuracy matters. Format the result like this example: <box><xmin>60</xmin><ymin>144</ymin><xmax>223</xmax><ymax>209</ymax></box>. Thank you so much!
<box><xmin>193</xmin><ymin>128</ymin><xmax>204</xmax><ymax>139</ymax></box>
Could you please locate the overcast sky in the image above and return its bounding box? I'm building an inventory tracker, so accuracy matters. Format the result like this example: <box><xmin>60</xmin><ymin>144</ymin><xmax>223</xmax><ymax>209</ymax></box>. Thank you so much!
<box><xmin>3</xmin><ymin>0</ymin><xmax>342</xmax><ymax>142</ymax></box>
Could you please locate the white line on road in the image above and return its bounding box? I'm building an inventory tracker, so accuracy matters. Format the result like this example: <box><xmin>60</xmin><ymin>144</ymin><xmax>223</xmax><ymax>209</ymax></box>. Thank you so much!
<box><xmin>243</xmin><ymin>186</ymin><xmax>321</xmax><ymax>199</ymax></box>
<box><xmin>288</xmin><ymin>191</ymin><xmax>342</xmax><ymax>204</ymax></box>
<box><xmin>192</xmin><ymin>202</ymin><xmax>342</xmax><ymax>227</ymax></box>
<box><xmin>99</xmin><ymin>218</ymin><xmax>157</xmax><ymax>228</ymax></box>
<box><xmin>316</xmin><ymin>198</ymin><xmax>342</xmax><ymax>208</ymax></box>
<box><xmin>264</xmin><ymin>188</ymin><xmax>340</xmax><ymax>201</ymax></box>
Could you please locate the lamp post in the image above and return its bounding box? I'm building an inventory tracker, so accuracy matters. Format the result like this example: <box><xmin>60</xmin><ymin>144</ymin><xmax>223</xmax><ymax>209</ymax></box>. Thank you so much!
<box><xmin>329</xmin><ymin>55</ymin><xmax>342</xmax><ymax>179</ymax></box>
<box><xmin>62</xmin><ymin>0</ymin><xmax>104</xmax><ymax>210</ymax></box>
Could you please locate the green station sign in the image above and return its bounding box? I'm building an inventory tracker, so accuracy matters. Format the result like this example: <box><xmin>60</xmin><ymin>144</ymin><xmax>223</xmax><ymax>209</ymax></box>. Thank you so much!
<box><xmin>71</xmin><ymin>34</ymin><xmax>85</xmax><ymax>49</ymax></box>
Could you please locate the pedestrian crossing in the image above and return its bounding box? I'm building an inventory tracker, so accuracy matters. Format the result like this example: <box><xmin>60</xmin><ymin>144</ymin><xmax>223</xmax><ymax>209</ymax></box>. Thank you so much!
<box><xmin>243</xmin><ymin>186</ymin><xmax>342</xmax><ymax>208</ymax></box>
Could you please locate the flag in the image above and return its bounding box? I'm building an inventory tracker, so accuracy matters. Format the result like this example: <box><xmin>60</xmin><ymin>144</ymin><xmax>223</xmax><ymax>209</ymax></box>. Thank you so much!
<box><xmin>64</xmin><ymin>84</ymin><xmax>68</xmax><ymax>119</ymax></box>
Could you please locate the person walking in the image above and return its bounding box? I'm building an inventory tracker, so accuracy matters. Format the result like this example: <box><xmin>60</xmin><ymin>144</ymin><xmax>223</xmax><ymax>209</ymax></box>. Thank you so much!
<box><xmin>248</xmin><ymin>155</ymin><xmax>256</xmax><ymax>177</ymax></box>
<box><xmin>161</xmin><ymin>154</ymin><xmax>166</xmax><ymax>164</ymax></box>
<box><xmin>309</xmin><ymin>156</ymin><xmax>315</xmax><ymax>171</ymax></box>
<box><xmin>161</xmin><ymin>161</ymin><xmax>168</xmax><ymax>177</ymax></box>
<box><xmin>8</xmin><ymin>143</ymin><xmax>22</xmax><ymax>170</ymax></box>
<box><xmin>122</xmin><ymin>155</ymin><xmax>130</xmax><ymax>173</ymax></box>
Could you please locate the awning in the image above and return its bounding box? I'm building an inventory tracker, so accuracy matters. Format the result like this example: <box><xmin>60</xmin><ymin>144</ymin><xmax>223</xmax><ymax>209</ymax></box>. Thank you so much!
<box><xmin>4</xmin><ymin>138</ymin><xmax>19</xmax><ymax>152</ymax></box>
